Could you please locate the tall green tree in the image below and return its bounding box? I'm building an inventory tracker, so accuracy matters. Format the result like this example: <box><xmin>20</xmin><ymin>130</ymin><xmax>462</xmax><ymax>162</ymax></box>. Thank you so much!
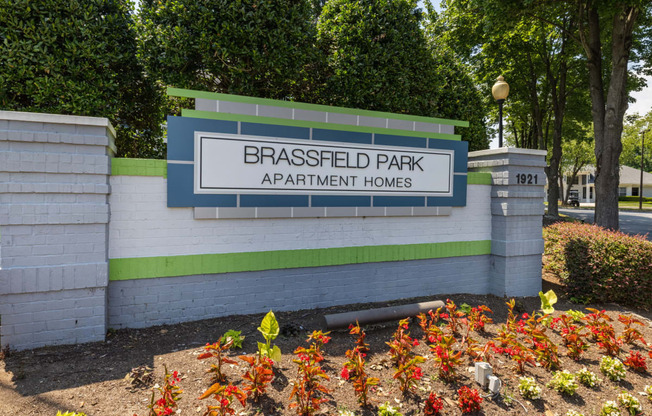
<box><xmin>620</xmin><ymin>111</ymin><xmax>652</xmax><ymax>172</ymax></box>
<box><xmin>138</xmin><ymin>0</ymin><xmax>322</xmax><ymax>101</ymax></box>
<box><xmin>317</xmin><ymin>0</ymin><xmax>488</xmax><ymax>150</ymax></box>
<box><xmin>431</xmin><ymin>0</ymin><xmax>591</xmax><ymax>216</ymax></box>
<box><xmin>479</xmin><ymin>0</ymin><xmax>652</xmax><ymax>229</ymax></box>
<box><xmin>0</xmin><ymin>0</ymin><xmax>165</xmax><ymax>158</ymax></box>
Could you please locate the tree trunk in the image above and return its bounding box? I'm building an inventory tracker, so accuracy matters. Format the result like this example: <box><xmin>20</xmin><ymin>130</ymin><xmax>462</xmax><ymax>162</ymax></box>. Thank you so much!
<box><xmin>579</xmin><ymin>3</ymin><xmax>638</xmax><ymax>230</ymax></box>
<box><xmin>527</xmin><ymin>52</ymin><xmax>545</xmax><ymax>151</ymax></box>
<box><xmin>559</xmin><ymin>171</ymin><xmax>565</xmax><ymax>205</ymax></box>
<box><xmin>544</xmin><ymin>22</ymin><xmax>570</xmax><ymax>217</ymax></box>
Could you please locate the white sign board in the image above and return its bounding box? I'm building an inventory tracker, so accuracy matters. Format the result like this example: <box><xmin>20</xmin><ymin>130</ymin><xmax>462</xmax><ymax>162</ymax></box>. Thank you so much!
<box><xmin>194</xmin><ymin>133</ymin><xmax>453</xmax><ymax>196</ymax></box>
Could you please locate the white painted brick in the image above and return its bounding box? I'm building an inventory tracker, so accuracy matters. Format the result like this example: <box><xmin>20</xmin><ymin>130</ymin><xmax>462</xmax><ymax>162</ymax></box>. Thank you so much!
<box><xmin>109</xmin><ymin>179</ymin><xmax>492</xmax><ymax>259</ymax></box>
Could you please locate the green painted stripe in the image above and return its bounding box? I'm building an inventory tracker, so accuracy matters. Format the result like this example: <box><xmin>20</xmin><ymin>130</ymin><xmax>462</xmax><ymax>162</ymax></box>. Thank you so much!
<box><xmin>183</xmin><ymin>109</ymin><xmax>462</xmax><ymax>141</ymax></box>
<box><xmin>109</xmin><ymin>240</ymin><xmax>491</xmax><ymax>281</ymax></box>
<box><xmin>467</xmin><ymin>172</ymin><xmax>492</xmax><ymax>185</ymax></box>
<box><xmin>168</xmin><ymin>87</ymin><xmax>469</xmax><ymax>128</ymax></box>
<box><xmin>111</xmin><ymin>158</ymin><xmax>167</xmax><ymax>177</ymax></box>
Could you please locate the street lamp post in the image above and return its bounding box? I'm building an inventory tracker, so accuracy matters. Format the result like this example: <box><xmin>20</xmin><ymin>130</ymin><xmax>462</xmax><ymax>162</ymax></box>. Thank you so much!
<box><xmin>640</xmin><ymin>128</ymin><xmax>647</xmax><ymax>210</ymax></box>
<box><xmin>492</xmin><ymin>75</ymin><xmax>510</xmax><ymax>148</ymax></box>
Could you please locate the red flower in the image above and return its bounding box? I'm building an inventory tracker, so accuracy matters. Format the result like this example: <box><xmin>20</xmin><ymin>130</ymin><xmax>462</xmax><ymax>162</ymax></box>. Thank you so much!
<box><xmin>412</xmin><ymin>339</ymin><xmax>419</xmax><ymax>347</ymax></box>
<box><xmin>341</xmin><ymin>367</ymin><xmax>350</xmax><ymax>380</ymax></box>
<box><xmin>412</xmin><ymin>367</ymin><xmax>423</xmax><ymax>380</ymax></box>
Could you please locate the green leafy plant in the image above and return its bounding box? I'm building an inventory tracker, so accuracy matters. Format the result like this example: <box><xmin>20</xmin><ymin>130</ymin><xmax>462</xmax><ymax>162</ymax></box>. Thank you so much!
<box><xmin>147</xmin><ymin>366</ymin><xmax>182</xmax><ymax>416</ymax></box>
<box><xmin>257</xmin><ymin>310</ymin><xmax>281</xmax><ymax>362</ymax></box>
<box><xmin>576</xmin><ymin>368</ymin><xmax>601</xmax><ymax>387</ymax></box>
<box><xmin>600</xmin><ymin>400</ymin><xmax>621</xmax><ymax>416</ymax></box>
<box><xmin>423</xmin><ymin>392</ymin><xmax>444</xmax><ymax>415</ymax></box>
<box><xmin>378</xmin><ymin>402</ymin><xmax>403</xmax><ymax>416</ymax></box>
<box><xmin>220</xmin><ymin>330</ymin><xmax>245</xmax><ymax>349</ymax></box>
<box><xmin>617</xmin><ymin>392</ymin><xmax>642</xmax><ymax>416</ymax></box>
<box><xmin>198</xmin><ymin>382</ymin><xmax>246</xmax><ymax>416</ymax></box>
<box><xmin>198</xmin><ymin>338</ymin><xmax>237</xmax><ymax>381</ymax></box>
<box><xmin>600</xmin><ymin>356</ymin><xmax>627</xmax><ymax>381</ymax></box>
<box><xmin>547</xmin><ymin>370</ymin><xmax>579</xmax><ymax>396</ymax></box>
<box><xmin>539</xmin><ymin>289</ymin><xmax>558</xmax><ymax>314</ymax></box>
<box><xmin>566</xmin><ymin>310</ymin><xmax>586</xmax><ymax>322</ymax></box>
<box><xmin>518</xmin><ymin>376</ymin><xmax>542</xmax><ymax>400</ymax></box>
<box><xmin>457</xmin><ymin>385</ymin><xmax>483</xmax><ymax>413</ymax></box>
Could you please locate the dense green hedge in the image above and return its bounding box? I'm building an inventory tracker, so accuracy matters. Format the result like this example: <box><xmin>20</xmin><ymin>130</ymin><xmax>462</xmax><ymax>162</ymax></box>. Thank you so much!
<box><xmin>618</xmin><ymin>196</ymin><xmax>652</xmax><ymax>202</ymax></box>
<box><xmin>544</xmin><ymin>222</ymin><xmax>652</xmax><ymax>309</ymax></box>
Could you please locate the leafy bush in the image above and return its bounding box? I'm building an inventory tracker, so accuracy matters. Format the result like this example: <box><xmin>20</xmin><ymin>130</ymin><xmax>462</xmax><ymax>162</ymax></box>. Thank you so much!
<box><xmin>617</xmin><ymin>392</ymin><xmax>642</xmax><ymax>416</ymax></box>
<box><xmin>378</xmin><ymin>402</ymin><xmax>403</xmax><ymax>416</ymax></box>
<box><xmin>518</xmin><ymin>376</ymin><xmax>542</xmax><ymax>399</ymax></box>
<box><xmin>544</xmin><ymin>222</ymin><xmax>652</xmax><ymax>308</ymax></box>
<box><xmin>600</xmin><ymin>356</ymin><xmax>627</xmax><ymax>381</ymax></box>
<box><xmin>576</xmin><ymin>368</ymin><xmax>601</xmax><ymax>387</ymax></box>
<box><xmin>1</xmin><ymin>0</ymin><xmax>165</xmax><ymax>158</ymax></box>
<box><xmin>546</xmin><ymin>370</ymin><xmax>578</xmax><ymax>395</ymax></box>
<box><xmin>600</xmin><ymin>401</ymin><xmax>621</xmax><ymax>416</ymax></box>
<box><xmin>618</xmin><ymin>196</ymin><xmax>652</xmax><ymax>202</ymax></box>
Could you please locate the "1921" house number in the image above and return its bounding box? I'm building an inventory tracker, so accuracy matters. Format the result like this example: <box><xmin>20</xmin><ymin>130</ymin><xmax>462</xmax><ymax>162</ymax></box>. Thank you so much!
<box><xmin>516</xmin><ymin>173</ymin><xmax>538</xmax><ymax>185</ymax></box>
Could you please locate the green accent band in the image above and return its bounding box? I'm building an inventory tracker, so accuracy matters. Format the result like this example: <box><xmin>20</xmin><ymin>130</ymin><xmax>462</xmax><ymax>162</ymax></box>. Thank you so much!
<box><xmin>168</xmin><ymin>87</ymin><xmax>469</xmax><ymax>128</ymax></box>
<box><xmin>183</xmin><ymin>109</ymin><xmax>461</xmax><ymax>141</ymax></box>
<box><xmin>467</xmin><ymin>172</ymin><xmax>492</xmax><ymax>185</ymax></box>
<box><xmin>111</xmin><ymin>158</ymin><xmax>167</xmax><ymax>177</ymax></box>
<box><xmin>109</xmin><ymin>240</ymin><xmax>491</xmax><ymax>281</ymax></box>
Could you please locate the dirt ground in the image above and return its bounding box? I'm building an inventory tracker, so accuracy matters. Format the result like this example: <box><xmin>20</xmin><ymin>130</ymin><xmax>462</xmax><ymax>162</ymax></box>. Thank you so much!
<box><xmin>2</xmin><ymin>267</ymin><xmax>651</xmax><ymax>416</ymax></box>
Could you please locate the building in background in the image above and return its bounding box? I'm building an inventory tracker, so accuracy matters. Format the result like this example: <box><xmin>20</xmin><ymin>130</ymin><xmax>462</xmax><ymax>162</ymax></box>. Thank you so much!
<box><xmin>561</xmin><ymin>165</ymin><xmax>652</xmax><ymax>203</ymax></box>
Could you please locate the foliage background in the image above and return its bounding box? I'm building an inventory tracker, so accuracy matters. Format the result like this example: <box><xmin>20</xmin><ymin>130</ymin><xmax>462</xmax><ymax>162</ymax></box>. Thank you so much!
<box><xmin>0</xmin><ymin>0</ymin><xmax>166</xmax><ymax>158</ymax></box>
<box><xmin>0</xmin><ymin>0</ymin><xmax>490</xmax><ymax>156</ymax></box>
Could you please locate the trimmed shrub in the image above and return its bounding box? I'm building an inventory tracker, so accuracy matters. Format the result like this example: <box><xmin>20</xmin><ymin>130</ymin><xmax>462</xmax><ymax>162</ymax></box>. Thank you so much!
<box><xmin>618</xmin><ymin>196</ymin><xmax>652</xmax><ymax>202</ymax></box>
<box><xmin>544</xmin><ymin>223</ymin><xmax>652</xmax><ymax>309</ymax></box>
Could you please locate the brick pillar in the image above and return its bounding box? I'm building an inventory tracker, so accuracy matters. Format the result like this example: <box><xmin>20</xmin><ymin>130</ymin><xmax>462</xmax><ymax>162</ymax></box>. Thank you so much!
<box><xmin>468</xmin><ymin>148</ymin><xmax>547</xmax><ymax>296</ymax></box>
<box><xmin>0</xmin><ymin>111</ymin><xmax>114</xmax><ymax>350</ymax></box>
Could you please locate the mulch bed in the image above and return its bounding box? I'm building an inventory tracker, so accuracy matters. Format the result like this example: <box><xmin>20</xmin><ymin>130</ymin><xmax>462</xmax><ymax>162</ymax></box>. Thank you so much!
<box><xmin>2</xmin><ymin>277</ymin><xmax>651</xmax><ymax>416</ymax></box>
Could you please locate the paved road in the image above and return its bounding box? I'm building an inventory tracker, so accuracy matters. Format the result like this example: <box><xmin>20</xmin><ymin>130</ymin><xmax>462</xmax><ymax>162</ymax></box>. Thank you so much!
<box><xmin>558</xmin><ymin>208</ymin><xmax>652</xmax><ymax>240</ymax></box>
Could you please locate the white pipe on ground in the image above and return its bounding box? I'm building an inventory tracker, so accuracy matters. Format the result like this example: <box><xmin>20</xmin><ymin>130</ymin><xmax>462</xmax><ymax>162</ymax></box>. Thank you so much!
<box><xmin>324</xmin><ymin>300</ymin><xmax>445</xmax><ymax>329</ymax></box>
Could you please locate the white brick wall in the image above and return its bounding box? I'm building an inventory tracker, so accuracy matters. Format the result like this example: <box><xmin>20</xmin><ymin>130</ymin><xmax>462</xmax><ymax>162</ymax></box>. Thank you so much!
<box><xmin>108</xmin><ymin>175</ymin><xmax>492</xmax><ymax>259</ymax></box>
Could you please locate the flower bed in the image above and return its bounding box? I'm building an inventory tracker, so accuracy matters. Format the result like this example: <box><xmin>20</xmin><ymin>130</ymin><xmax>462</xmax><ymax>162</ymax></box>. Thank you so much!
<box><xmin>4</xmin><ymin>293</ymin><xmax>651</xmax><ymax>416</ymax></box>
